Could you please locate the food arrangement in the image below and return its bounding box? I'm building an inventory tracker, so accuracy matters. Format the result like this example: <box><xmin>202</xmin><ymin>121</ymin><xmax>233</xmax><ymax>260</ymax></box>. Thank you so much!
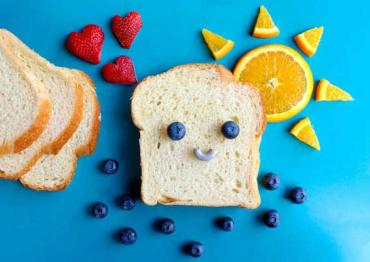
<box><xmin>0</xmin><ymin>29</ymin><xmax>100</xmax><ymax>190</ymax></box>
<box><xmin>66</xmin><ymin>11</ymin><xmax>141</xmax><ymax>84</ymax></box>
<box><xmin>0</xmin><ymin>35</ymin><xmax>51</xmax><ymax>156</ymax></box>
<box><xmin>0</xmin><ymin>3</ymin><xmax>355</xmax><ymax>259</ymax></box>
<box><xmin>131</xmin><ymin>64</ymin><xmax>266</xmax><ymax>207</ymax></box>
<box><xmin>202</xmin><ymin>6</ymin><xmax>353</xmax><ymax>150</ymax></box>
<box><xmin>0</xmin><ymin>10</ymin><xmax>143</xmax><ymax>190</ymax></box>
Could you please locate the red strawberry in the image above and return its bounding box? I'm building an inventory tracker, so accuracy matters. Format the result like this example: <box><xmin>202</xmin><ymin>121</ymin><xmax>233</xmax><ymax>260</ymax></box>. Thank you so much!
<box><xmin>102</xmin><ymin>56</ymin><xmax>137</xmax><ymax>84</ymax></box>
<box><xmin>111</xmin><ymin>11</ymin><xmax>143</xmax><ymax>48</ymax></box>
<box><xmin>66</xmin><ymin>24</ymin><xmax>104</xmax><ymax>64</ymax></box>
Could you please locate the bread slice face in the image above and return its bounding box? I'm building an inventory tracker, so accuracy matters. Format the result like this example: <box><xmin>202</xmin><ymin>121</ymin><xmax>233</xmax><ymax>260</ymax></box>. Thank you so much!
<box><xmin>0</xmin><ymin>38</ymin><xmax>51</xmax><ymax>156</ymax></box>
<box><xmin>20</xmin><ymin>70</ymin><xmax>101</xmax><ymax>191</ymax></box>
<box><xmin>132</xmin><ymin>64</ymin><xmax>266</xmax><ymax>208</ymax></box>
<box><xmin>0</xmin><ymin>29</ymin><xmax>84</xmax><ymax>179</ymax></box>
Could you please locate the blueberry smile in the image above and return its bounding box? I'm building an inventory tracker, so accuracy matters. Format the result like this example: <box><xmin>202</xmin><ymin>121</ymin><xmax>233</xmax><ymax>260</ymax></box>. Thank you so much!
<box><xmin>194</xmin><ymin>148</ymin><xmax>216</xmax><ymax>161</ymax></box>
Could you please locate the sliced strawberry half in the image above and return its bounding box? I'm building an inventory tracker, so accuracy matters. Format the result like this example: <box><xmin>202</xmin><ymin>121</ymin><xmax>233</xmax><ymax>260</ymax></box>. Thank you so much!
<box><xmin>111</xmin><ymin>11</ymin><xmax>143</xmax><ymax>49</ymax></box>
<box><xmin>66</xmin><ymin>24</ymin><xmax>104</xmax><ymax>64</ymax></box>
<box><xmin>102</xmin><ymin>55</ymin><xmax>137</xmax><ymax>84</ymax></box>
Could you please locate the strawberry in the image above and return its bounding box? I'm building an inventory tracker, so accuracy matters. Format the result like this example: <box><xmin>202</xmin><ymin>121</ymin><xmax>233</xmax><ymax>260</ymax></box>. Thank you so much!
<box><xmin>102</xmin><ymin>56</ymin><xmax>137</xmax><ymax>84</ymax></box>
<box><xmin>111</xmin><ymin>11</ymin><xmax>143</xmax><ymax>48</ymax></box>
<box><xmin>66</xmin><ymin>24</ymin><xmax>104</xmax><ymax>64</ymax></box>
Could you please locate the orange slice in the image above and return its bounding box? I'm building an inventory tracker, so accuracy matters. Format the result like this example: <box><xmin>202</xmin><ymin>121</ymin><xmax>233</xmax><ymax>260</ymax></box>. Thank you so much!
<box><xmin>252</xmin><ymin>6</ymin><xmax>280</xmax><ymax>38</ymax></box>
<box><xmin>294</xmin><ymin>27</ymin><xmax>324</xmax><ymax>57</ymax></box>
<box><xmin>315</xmin><ymin>79</ymin><xmax>353</xmax><ymax>101</ymax></box>
<box><xmin>290</xmin><ymin>118</ymin><xmax>320</xmax><ymax>150</ymax></box>
<box><xmin>201</xmin><ymin>29</ymin><xmax>234</xmax><ymax>60</ymax></box>
<box><xmin>234</xmin><ymin>44</ymin><xmax>314</xmax><ymax>122</ymax></box>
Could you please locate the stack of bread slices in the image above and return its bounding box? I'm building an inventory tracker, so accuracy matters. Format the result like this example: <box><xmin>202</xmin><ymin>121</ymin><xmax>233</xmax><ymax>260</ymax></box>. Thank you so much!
<box><xmin>0</xmin><ymin>29</ymin><xmax>100</xmax><ymax>191</ymax></box>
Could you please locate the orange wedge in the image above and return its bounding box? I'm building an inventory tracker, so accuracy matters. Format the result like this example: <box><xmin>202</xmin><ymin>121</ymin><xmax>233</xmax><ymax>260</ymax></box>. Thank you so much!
<box><xmin>234</xmin><ymin>44</ymin><xmax>314</xmax><ymax>122</ymax></box>
<box><xmin>201</xmin><ymin>29</ymin><xmax>234</xmax><ymax>60</ymax></box>
<box><xmin>294</xmin><ymin>27</ymin><xmax>324</xmax><ymax>57</ymax></box>
<box><xmin>252</xmin><ymin>6</ymin><xmax>280</xmax><ymax>38</ymax></box>
<box><xmin>315</xmin><ymin>79</ymin><xmax>353</xmax><ymax>101</ymax></box>
<box><xmin>290</xmin><ymin>118</ymin><xmax>320</xmax><ymax>150</ymax></box>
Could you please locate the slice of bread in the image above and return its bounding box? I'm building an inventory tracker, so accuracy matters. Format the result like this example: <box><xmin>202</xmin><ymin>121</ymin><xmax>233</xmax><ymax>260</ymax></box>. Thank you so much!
<box><xmin>0</xmin><ymin>29</ymin><xmax>84</xmax><ymax>179</ymax></box>
<box><xmin>132</xmin><ymin>64</ymin><xmax>266</xmax><ymax>208</ymax></box>
<box><xmin>0</xmin><ymin>38</ymin><xmax>51</xmax><ymax>156</ymax></box>
<box><xmin>20</xmin><ymin>69</ymin><xmax>100</xmax><ymax>191</ymax></box>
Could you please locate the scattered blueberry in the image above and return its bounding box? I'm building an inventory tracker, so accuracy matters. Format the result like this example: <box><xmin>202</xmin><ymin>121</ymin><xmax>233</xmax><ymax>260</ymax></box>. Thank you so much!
<box><xmin>92</xmin><ymin>202</ymin><xmax>108</xmax><ymax>218</ymax></box>
<box><xmin>187</xmin><ymin>241</ymin><xmax>204</xmax><ymax>257</ymax></box>
<box><xmin>263</xmin><ymin>209</ymin><xmax>280</xmax><ymax>228</ymax></box>
<box><xmin>262</xmin><ymin>173</ymin><xmax>280</xmax><ymax>190</ymax></box>
<box><xmin>118</xmin><ymin>227</ymin><xmax>137</xmax><ymax>245</ymax></box>
<box><xmin>289</xmin><ymin>186</ymin><xmax>307</xmax><ymax>204</ymax></box>
<box><xmin>118</xmin><ymin>194</ymin><xmax>136</xmax><ymax>210</ymax></box>
<box><xmin>221</xmin><ymin>121</ymin><xmax>240</xmax><ymax>139</ymax></box>
<box><xmin>160</xmin><ymin>218</ymin><xmax>175</xmax><ymax>234</ymax></box>
<box><xmin>220</xmin><ymin>217</ymin><xmax>234</xmax><ymax>231</ymax></box>
<box><xmin>167</xmin><ymin>122</ymin><xmax>186</xmax><ymax>141</ymax></box>
<box><xmin>102</xmin><ymin>159</ymin><xmax>119</xmax><ymax>174</ymax></box>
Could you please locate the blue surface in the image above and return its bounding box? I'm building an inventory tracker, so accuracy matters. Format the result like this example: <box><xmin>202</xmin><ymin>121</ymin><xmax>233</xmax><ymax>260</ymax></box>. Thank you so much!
<box><xmin>0</xmin><ymin>0</ymin><xmax>369</xmax><ymax>261</ymax></box>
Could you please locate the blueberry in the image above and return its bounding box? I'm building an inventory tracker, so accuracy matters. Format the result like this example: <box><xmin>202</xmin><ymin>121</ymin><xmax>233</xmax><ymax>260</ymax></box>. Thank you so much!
<box><xmin>167</xmin><ymin>122</ymin><xmax>186</xmax><ymax>141</ymax></box>
<box><xmin>102</xmin><ymin>159</ymin><xmax>119</xmax><ymax>174</ymax></box>
<box><xmin>188</xmin><ymin>241</ymin><xmax>204</xmax><ymax>257</ymax></box>
<box><xmin>118</xmin><ymin>227</ymin><xmax>137</xmax><ymax>245</ymax></box>
<box><xmin>262</xmin><ymin>173</ymin><xmax>280</xmax><ymax>190</ymax></box>
<box><xmin>221</xmin><ymin>121</ymin><xmax>240</xmax><ymax>139</ymax></box>
<box><xmin>160</xmin><ymin>218</ymin><xmax>175</xmax><ymax>234</ymax></box>
<box><xmin>263</xmin><ymin>209</ymin><xmax>280</xmax><ymax>228</ymax></box>
<box><xmin>290</xmin><ymin>187</ymin><xmax>307</xmax><ymax>204</ymax></box>
<box><xmin>220</xmin><ymin>217</ymin><xmax>234</xmax><ymax>231</ymax></box>
<box><xmin>92</xmin><ymin>202</ymin><xmax>108</xmax><ymax>218</ymax></box>
<box><xmin>118</xmin><ymin>194</ymin><xmax>136</xmax><ymax>210</ymax></box>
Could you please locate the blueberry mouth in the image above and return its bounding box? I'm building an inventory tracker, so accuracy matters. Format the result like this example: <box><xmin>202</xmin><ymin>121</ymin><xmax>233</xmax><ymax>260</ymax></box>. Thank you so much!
<box><xmin>194</xmin><ymin>148</ymin><xmax>216</xmax><ymax>161</ymax></box>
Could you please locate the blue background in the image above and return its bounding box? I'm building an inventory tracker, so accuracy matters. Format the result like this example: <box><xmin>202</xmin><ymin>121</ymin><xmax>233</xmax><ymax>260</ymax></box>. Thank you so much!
<box><xmin>0</xmin><ymin>0</ymin><xmax>369</xmax><ymax>261</ymax></box>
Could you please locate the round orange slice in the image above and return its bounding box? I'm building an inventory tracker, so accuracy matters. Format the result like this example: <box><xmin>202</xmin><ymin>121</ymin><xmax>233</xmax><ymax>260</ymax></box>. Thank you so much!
<box><xmin>234</xmin><ymin>44</ymin><xmax>314</xmax><ymax>122</ymax></box>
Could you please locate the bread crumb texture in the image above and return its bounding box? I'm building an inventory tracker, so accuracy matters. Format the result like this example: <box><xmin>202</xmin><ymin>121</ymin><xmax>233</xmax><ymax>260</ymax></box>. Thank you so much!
<box><xmin>132</xmin><ymin>64</ymin><xmax>265</xmax><ymax>208</ymax></box>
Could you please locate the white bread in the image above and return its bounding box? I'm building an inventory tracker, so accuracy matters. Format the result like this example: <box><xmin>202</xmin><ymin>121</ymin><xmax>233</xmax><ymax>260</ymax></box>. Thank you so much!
<box><xmin>0</xmin><ymin>38</ymin><xmax>51</xmax><ymax>156</ymax></box>
<box><xmin>0</xmin><ymin>29</ymin><xmax>84</xmax><ymax>179</ymax></box>
<box><xmin>132</xmin><ymin>64</ymin><xmax>266</xmax><ymax>208</ymax></box>
<box><xmin>20</xmin><ymin>69</ymin><xmax>100</xmax><ymax>191</ymax></box>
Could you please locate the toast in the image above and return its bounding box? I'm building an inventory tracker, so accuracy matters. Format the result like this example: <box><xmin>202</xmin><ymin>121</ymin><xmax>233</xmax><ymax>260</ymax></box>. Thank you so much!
<box><xmin>131</xmin><ymin>64</ymin><xmax>266</xmax><ymax>208</ymax></box>
<box><xmin>0</xmin><ymin>38</ymin><xmax>51</xmax><ymax>156</ymax></box>
<box><xmin>20</xmin><ymin>70</ymin><xmax>100</xmax><ymax>191</ymax></box>
<box><xmin>0</xmin><ymin>29</ymin><xmax>84</xmax><ymax>179</ymax></box>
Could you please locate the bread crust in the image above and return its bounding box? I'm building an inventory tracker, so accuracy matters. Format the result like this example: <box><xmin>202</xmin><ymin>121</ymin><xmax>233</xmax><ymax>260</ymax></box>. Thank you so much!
<box><xmin>20</xmin><ymin>69</ymin><xmax>101</xmax><ymax>191</ymax></box>
<box><xmin>20</xmin><ymin>154</ymin><xmax>78</xmax><ymax>191</ymax></box>
<box><xmin>0</xmin><ymin>92</ymin><xmax>52</xmax><ymax>157</ymax></box>
<box><xmin>12</xmin><ymin>95</ymin><xmax>52</xmax><ymax>154</ymax></box>
<box><xmin>0</xmin><ymin>32</ymin><xmax>52</xmax><ymax>156</ymax></box>
<box><xmin>0</xmin><ymin>30</ymin><xmax>85</xmax><ymax>179</ymax></box>
<box><xmin>132</xmin><ymin>63</ymin><xmax>266</xmax><ymax>208</ymax></box>
<box><xmin>74</xmin><ymin>70</ymin><xmax>101</xmax><ymax>157</ymax></box>
<box><xmin>0</xmin><ymin>81</ymin><xmax>84</xmax><ymax>180</ymax></box>
<box><xmin>47</xmin><ymin>82</ymin><xmax>84</xmax><ymax>154</ymax></box>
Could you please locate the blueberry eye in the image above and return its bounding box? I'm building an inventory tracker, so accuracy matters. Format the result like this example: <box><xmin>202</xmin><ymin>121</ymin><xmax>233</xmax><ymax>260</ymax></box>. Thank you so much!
<box><xmin>167</xmin><ymin>122</ymin><xmax>186</xmax><ymax>141</ymax></box>
<box><xmin>221</xmin><ymin>121</ymin><xmax>240</xmax><ymax>139</ymax></box>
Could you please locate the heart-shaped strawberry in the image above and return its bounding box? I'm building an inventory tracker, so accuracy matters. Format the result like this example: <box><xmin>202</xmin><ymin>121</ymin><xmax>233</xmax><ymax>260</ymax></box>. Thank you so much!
<box><xmin>102</xmin><ymin>56</ymin><xmax>137</xmax><ymax>84</ymax></box>
<box><xmin>111</xmin><ymin>11</ymin><xmax>143</xmax><ymax>49</ymax></box>
<box><xmin>66</xmin><ymin>24</ymin><xmax>104</xmax><ymax>64</ymax></box>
